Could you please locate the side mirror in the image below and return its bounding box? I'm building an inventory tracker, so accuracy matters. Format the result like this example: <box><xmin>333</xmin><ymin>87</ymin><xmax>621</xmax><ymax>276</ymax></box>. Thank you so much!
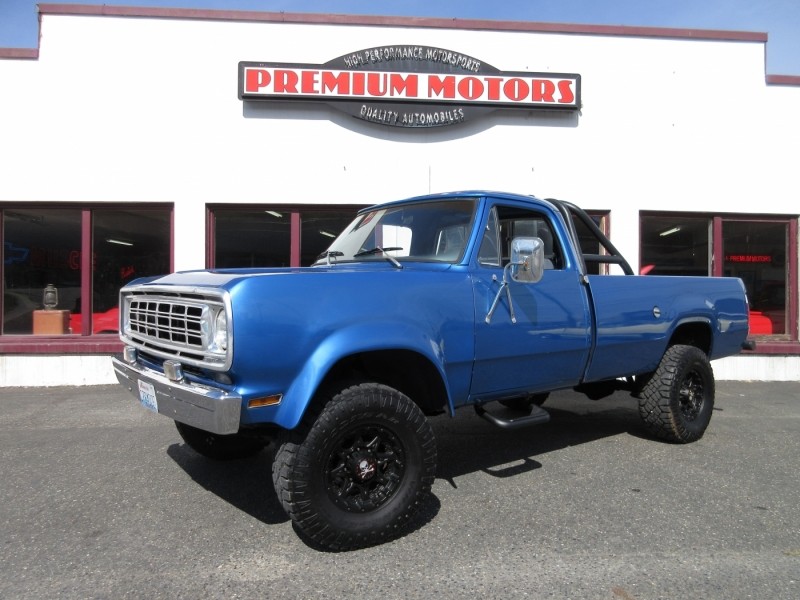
<box><xmin>510</xmin><ymin>237</ymin><xmax>544</xmax><ymax>283</ymax></box>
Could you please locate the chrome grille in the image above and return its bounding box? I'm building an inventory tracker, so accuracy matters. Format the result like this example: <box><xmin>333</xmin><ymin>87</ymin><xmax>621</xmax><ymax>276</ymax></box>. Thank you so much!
<box><xmin>129</xmin><ymin>299</ymin><xmax>204</xmax><ymax>348</ymax></box>
<box><xmin>120</xmin><ymin>286</ymin><xmax>231</xmax><ymax>371</ymax></box>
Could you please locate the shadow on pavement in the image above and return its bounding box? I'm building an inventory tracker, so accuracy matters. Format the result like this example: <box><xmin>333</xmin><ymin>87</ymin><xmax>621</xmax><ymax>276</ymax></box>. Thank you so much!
<box><xmin>163</xmin><ymin>389</ymin><xmax>644</xmax><ymax>541</ymax></box>
<box><xmin>166</xmin><ymin>440</ymin><xmax>443</xmax><ymax>551</ymax></box>
<box><xmin>432</xmin><ymin>390</ymin><xmax>645</xmax><ymax>484</ymax></box>
<box><xmin>166</xmin><ymin>443</ymin><xmax>289</xmax><ymax>525</ymax></box>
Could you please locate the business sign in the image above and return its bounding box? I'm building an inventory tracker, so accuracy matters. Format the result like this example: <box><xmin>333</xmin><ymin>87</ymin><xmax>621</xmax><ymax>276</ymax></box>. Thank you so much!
<box><xmin>238</xmin><ymin>45</ymin><xmax>580</xmax><ymax>128</ymax></box>
<box><xmin>726</xmin><ymin>254</ymin><xmax>772</xmax><ymax>263</ymax></box>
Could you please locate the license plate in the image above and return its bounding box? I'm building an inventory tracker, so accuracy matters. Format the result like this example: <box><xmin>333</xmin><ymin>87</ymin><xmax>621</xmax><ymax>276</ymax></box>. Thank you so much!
<box><xmin>137</xmin><ymin>380</ymin><xmax>158</xmax><ymax>413</ymax></box>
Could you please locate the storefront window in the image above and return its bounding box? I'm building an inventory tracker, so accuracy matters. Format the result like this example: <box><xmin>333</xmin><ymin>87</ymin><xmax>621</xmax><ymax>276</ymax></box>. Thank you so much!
<box><xmin>641</xmin><ymin>212</ymin><xmax>797</xmax><ymax>344</ymax></box>
<box><xmin>723</xmin><ymin>221</ymin><xmax>788</xmax><ymax>337</ymax></box>
<box><xmin>214</xmin><ymin>210</ymin><xmax>291</xmax><ymax>268</ymax></box>
<box><xmin>1</xmin><ymin>206</ymin><xmax>171</xmax><ymax>338</ymax></box>
<box><xmin>2</xmin><ymin>209</ymin><xmax>81</xmax><ymax>334</ymax></box>
<box><xmin>211</xmin><ymin>206</ymin><xmax>360</xmax><ymax>268</ymax></box>
<box><xmin>91</xmin><ymin>210</ymin><xmax>171</xmax><ymax>333</ymax></box>
<box><xmin>640</xmin><ymin>216</ymin><xmax>711</xmax><ymax>276</ymax></box>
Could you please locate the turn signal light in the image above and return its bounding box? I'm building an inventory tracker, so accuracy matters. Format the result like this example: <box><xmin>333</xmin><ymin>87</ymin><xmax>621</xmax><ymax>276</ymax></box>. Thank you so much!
<box><xmin>247</xmin><ymin>394</ymin><xmax>283</xmax><ymax>409</ymax></box>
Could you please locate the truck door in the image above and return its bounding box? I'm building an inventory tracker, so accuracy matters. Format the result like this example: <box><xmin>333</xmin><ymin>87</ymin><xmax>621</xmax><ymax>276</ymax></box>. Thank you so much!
<box><xmin>470</xmin><ymin>203</ymin><xmax>592</xmax><ymax>400</ymax></box>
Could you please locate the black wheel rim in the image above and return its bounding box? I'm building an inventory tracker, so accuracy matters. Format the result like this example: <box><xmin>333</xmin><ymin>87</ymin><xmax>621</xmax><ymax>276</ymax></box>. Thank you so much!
<box><xmin>324</xmin><ymin>424</ymin><xmax>406</xmax><ymax>513</ymax></box>
<box><xmin>678</xmin><ymin>371</ymin><xmax>705</xmax><ymax>421</ymax></box>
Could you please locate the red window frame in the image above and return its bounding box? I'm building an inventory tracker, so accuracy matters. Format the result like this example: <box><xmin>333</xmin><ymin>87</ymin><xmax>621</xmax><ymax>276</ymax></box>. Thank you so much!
<box><xmin>206</xmin><ymin>204</ymin><xmax>361</xmax><ymax>269</ymax></box>
<box><xmin>0</xmin><ymin>204</ymin><xmax>173</xmax><ymax>354</ymax></box>
<box><xmin>641</xmin><ymin>211</ymin><xmax>798</xmax><ymax>354</ymax></box>
<box><xmin>712</xmin><ymin>215</ymin><xmax>798</xmax><ymax>354</ymax></box>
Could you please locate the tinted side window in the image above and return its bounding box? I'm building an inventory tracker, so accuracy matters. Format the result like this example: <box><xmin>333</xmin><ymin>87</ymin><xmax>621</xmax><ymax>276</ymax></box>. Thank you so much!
<box><xmin>495</xmin><ymin>206</ymin><xmax>563</xmax><ymax>269</ymax></box>
<box><xmin>478</xmin><ymin>207</ymin><xmax>501</xmax><ymax>266</ymax></box>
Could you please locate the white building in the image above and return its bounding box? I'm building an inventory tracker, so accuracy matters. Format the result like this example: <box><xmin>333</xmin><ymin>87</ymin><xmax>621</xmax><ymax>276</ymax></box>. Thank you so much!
<box><xmin>0</xmin><ymin>4</ymin><xmax>798</xmax><ymax>385</ymax></box>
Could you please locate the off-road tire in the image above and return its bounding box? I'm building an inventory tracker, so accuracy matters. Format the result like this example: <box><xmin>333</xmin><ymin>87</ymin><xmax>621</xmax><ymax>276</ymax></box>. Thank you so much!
<box><xmin>174</xmin><ymin>421</ymin><xmax>267</xmax><ymax>460</ymax></box>
<box><xmin>638</xmin><ymin>344</ymin><xmax>715</xmax><ymax>443</ymax></box>
<box><xmin>272</xmin><ymin>382</ymin><xmax>437</xmax><ymax>551</ymax></box>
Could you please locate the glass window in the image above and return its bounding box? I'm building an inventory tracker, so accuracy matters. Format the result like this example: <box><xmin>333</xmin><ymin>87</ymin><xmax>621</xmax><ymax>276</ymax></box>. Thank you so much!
<box><xmin>640</xmin><ymin>212</ymin><xmax>797</xmax><ymax>343</ymax></box>
<box><xmin>312</xmin><ymin>200</ymin><xmax>476</xmax><ymax>265</ymax></box>
<box><xmin>214</xmin><ymin>210</ymin><xmax>291</xmax><ymax>268</ymax></box>
<box><xmin>3</xmin><ymin>209</ymin><xmax>81</xmax><ymax>334</ymax></box>
<box><xmin>1</xmin><ymin>206</ymin><xmax>171</xmax><ymax>337</ymax></box>
<box><xmin>478</xmin><ymin>207</ymin><xmax>501</xmax><ymax>266</ymax></box>
<box><xmin>211</xmin><ymin>206</ymin><xmax>360</xmax><ymax>268</ymax></box>
<box><xmin>723</xmin><ymin>221</ymin><xmax>788</xmax><ymax>337</ymax></box>
<box><xmin>572</xmin><ymin>212</ymin><xmax>611</xmax><ymax>274</ymax></box>
<box><xmin>301</xmin><ymin>211</ymin><xmax>362</xmax><ymax>266</ymax></box>
<box><xmin>640</xmin><ymin>215</ymin><xmax>711</xmax><ymax>276</ymax></box>
<box><xmin>494</xmin><ymin>205</ymin><xmax>563</xmax><ymax>269</ymax></box>
<box><xmin>91</xmin><ymin>209</ymin><xmax>171</xmax><ymax>333</ymax></box>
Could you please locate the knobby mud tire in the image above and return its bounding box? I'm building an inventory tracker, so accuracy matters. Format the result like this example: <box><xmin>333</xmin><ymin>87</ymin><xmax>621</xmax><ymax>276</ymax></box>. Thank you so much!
<box><xmin>638</xmin><ymin>344</ymin><xmax>715</xmax><ymax>443</ymax></box>
<box><xmin>272</xmin><ymin>382</ymin><xmax>437</xmax><ymax>551</ymax></box>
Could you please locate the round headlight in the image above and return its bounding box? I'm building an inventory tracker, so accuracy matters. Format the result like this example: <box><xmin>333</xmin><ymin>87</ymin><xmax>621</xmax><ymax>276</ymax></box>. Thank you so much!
<box><xmin>213</xmin><ymin>310</ymin><xmax>228</xmax><ymax>351</ymax></box>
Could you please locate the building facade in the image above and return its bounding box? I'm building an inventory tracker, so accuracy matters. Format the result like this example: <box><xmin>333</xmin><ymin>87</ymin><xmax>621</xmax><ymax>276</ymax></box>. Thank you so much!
<box><xmin>0</xmin><ymin>4</ymin><xmax>798</xmax><ymax>385</ymax></box>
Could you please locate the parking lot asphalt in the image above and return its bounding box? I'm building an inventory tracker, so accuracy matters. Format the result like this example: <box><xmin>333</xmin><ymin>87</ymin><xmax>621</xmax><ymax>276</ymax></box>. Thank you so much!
<box><xmin>0</xmin><ymin>380</ymin><xmax>798</xmax><ymax>600</ymax></box>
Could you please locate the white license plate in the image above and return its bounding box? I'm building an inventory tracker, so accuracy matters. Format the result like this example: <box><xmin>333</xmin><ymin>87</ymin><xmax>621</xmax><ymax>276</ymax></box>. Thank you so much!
<box><xmin>137</xmin><ymin>380</ymin><xmax>158</xmax><ymax>413</ymax></box>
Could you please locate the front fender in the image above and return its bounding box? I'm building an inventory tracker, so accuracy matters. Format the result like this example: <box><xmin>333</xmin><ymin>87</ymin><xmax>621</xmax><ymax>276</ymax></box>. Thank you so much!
<box><xmin>245</xmin><ymin>320</ymin><xmax>457</xmax><ymax>430</ymax></box>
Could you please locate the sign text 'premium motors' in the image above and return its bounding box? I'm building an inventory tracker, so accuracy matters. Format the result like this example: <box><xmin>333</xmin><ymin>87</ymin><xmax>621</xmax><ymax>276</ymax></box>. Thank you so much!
<box><xmin>238</xmin><ymin>45</ymin><xmax>581</xmax><ymax>128</ymax></box>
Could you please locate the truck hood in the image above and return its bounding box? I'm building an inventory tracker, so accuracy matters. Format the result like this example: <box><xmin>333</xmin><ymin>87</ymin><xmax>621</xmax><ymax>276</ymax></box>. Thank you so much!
<box><xmin>132</xmin><ymin>262</ymin><xmax>456</xmax><ymax>291</ymax></box>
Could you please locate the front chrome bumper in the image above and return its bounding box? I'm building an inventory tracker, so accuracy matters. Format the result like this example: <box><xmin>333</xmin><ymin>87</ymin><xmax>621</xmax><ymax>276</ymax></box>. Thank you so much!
<box><xmin>112</xmin><ymin>355</ymin><xmax>242</xmax><ymax>435</ymax></box>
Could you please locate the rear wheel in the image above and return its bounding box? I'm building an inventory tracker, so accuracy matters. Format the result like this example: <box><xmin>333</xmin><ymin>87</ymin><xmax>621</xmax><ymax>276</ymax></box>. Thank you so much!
<box><xmin>638</xmin><ymin>345</ymin><xmax>715</xmax><ymax>443</ymax></box>
<box><xmin>174</xmin><ymin>421</ymin><xmax>267</xmax><ymax>460</ymax></box>
<box><xmin>272</xmin><ymin>382</ymin><xmax>436</xmax><ymax>550</ymax></box>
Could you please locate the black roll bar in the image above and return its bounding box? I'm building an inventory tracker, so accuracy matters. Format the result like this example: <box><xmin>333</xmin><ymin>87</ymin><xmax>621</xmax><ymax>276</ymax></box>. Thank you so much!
<box><xmin>546</xmin><ymin>198</ymin><xmax>635</xmax><ymax>276</ymax></box>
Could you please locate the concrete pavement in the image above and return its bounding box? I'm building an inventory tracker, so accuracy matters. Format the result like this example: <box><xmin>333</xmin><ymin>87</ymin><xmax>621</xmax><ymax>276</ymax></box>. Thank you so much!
<box><xmin>0</xmin><ymin>381</ymin><xmax>798</xmax><ymax>599</ymax></box>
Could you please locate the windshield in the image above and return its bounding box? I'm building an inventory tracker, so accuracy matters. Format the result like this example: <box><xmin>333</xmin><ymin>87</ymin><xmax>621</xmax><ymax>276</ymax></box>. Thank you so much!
<box><xmin>313</xmin><ymin>199</ymin><xmax>477</xmax><ymax>266</ymax></box>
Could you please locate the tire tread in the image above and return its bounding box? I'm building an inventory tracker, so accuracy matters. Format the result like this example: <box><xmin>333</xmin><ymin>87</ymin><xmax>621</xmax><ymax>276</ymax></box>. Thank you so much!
<box><xmin>272</xmin><ymin>382</ymin><xmax>436</xmax><ymax>550</ymax></box>
<box><xmin>638</xmin><ymin>344</ymin><xmax>715</xmax><ymax>444</ymax></box>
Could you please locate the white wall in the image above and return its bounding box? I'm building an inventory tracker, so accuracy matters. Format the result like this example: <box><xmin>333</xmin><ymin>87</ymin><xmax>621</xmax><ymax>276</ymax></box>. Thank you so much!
<box><xmin>0</xmin><ymin>354</ymin><xmax>794</xmax><ymax>386</ymax></box>
<box><xmin>0</xmin><ymin>356</ymin><xmax>117</xmax><ymax>386</ymax></box>
<box><xmin>1</xmin><ymin>11</ymin><xmax>798</xmax><ymax>384</ymax></box>
<box><xmin>1</xmin><ymin>15</ymin><xmax>796</xmax><ymax>264</ymax></box>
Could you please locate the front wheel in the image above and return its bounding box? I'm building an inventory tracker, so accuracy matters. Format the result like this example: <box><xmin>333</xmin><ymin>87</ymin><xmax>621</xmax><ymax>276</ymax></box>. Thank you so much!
<box><xmin>637</xmin><ymin>345</ymin><xmax>715</xmax><ymax>443</ymax></box>
<box><xmin>272</xmin><ymin>383</ymin><xmax>437</xmax><ymax>550</ymax></box>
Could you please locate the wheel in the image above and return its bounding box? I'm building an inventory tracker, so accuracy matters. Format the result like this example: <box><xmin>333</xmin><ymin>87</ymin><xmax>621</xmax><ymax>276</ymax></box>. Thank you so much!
<box><xmin>174</xmin><ymin>421</ymin><xmax>267</xmax><ymax>460</ymax></box>
<box><xmin>272</xmin><ymin>382</ymin><xmax>437</xmax><ymax>550</ymax></box>
<box><xmin>637</xmin><ymin>345</ymin><xmax>715</xmax><ymax>443</ymax></box>
<box><xmin>500</xmin><ymin>392</ymin><xmax>549</xmax><ymax>411</ymax></box>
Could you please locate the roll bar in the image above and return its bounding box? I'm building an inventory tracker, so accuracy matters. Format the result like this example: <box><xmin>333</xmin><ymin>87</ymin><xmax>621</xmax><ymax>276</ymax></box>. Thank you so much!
<box><xmin>546</xmin><ymin>198</ymin><xmax>634</xmax><ymax>276</ymax></box>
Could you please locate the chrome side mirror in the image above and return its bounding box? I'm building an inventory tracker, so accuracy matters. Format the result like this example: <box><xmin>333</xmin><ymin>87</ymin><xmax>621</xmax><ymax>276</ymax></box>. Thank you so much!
<box><xmin>485</xmin><ymin>236</ymin><xmax>546</xmax><ymax>324</ymax></box>
<box><xmin>510</xmin><ymin>237</ymin><xmax>544</xmax><ymax>284</ymax></box>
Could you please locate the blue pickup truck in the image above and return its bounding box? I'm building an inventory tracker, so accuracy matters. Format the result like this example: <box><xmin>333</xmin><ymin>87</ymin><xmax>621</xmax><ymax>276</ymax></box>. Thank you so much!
<box><xmin>112</xmin><ymin>191</ymin><xmax>750</xmax><ymax>549</ymax></box>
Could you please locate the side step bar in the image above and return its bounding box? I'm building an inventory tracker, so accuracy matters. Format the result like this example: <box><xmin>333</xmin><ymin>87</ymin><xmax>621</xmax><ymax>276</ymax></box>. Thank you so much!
<box><xmin>474</xmin><ymin>403</ymin><xmax>551</xmax><ymax>430</ymax></box>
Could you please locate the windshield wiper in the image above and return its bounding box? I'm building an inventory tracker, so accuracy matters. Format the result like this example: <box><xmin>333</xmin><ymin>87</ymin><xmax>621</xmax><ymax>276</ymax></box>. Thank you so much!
<box><xmin>317</xmin><ymin>250</ymin><xmax>344</xmax><ymax>266</ymax></box>
<box><xmin>353</xmin><ymin>247</ymin><xmax>404</xmax><ymax>269</ymax></box>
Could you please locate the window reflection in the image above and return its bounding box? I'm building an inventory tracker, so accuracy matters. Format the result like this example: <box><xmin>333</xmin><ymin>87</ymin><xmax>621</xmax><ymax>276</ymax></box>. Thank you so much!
<box><xmin>640</xmin><ymin>216</ymin><xmax>710</xmax><ymax>276</ymax></box>
<box><xmin>640</xmin><ymin>213</ymin><xmax>793</xmax><ymax>340</ymax></box>
<box><xmin>90</xmin><ymin>209</ymin><xmax>170</xmax><ymax>334</ymax></box>
<box><xmin>3</xmin><ymin>209</ymin><xmax>81</xmax><ymax>335</ymax></box>
<box><xmin>723</xmin><ymin>221</ymin><xmax>787</xmax><ymax>336</ymax></box>
<box><xmin>301</xmin><ymin>211</ymin><xmax>359</xmax><ymax>266</ymax></box>
<box><xmin>215</xmin><ymin>210</ymin><xmax>291</xmax><ymax>268</ymax></box>
<box><xmin>1</xmin><ymin>207</ymin><xmax>171</xmax><ymax>336</ymax></box>
<box><xmin>213</xmin><ymin>207</ymin><xmax>360</xmax><ymax>268</ymax></box>
<box><xmin>573</xmin><ymin>212</ymin><xmax>609</xmax><ymax>274</ymax></box>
